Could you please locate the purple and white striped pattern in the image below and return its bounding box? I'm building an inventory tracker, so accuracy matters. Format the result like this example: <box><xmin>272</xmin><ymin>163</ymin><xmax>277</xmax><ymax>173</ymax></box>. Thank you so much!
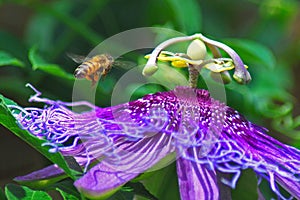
<box><xmin>11</xmin><ymin>86</ymin><xmax>300</xmax><ymax>200</ymax></box>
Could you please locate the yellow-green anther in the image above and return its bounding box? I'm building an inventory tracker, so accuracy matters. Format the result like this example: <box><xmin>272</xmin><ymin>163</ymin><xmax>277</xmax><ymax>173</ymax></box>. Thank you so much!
<box><xmin>142</xmin><ymin>64</ymin><xmax>159</xmax><ymax>76</ymax></box>
<box><xmin>204</xmin><ymin>60</ymin><xmax>235</xmax><ymax>73</ymax></box>
<box><xmin>171</xmin><ymin>60</ymin><xmax>188</xmax><ymax>68</ymax></box>
<box><xmin>147</xmin><ymin>51</ymin><xmax>204</xmax><ymax>67</ymax></box>
<box><xmin>233</xmin><ymin>70</ymin><xmax>252</xmax><ymax>84</ymax></box>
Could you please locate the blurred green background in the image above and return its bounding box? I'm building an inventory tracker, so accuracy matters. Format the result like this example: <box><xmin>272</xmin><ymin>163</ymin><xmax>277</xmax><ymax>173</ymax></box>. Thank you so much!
<box><xmin>0</xmin><ymin>0</ymin><xmax>300</xmax><ymax>199</ymax></box>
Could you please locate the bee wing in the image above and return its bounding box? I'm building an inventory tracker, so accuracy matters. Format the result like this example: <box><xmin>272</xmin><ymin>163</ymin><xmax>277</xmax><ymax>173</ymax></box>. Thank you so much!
<box><xmin>67</xmin><ymin>52</ymin><xmax>88</xmax><ymax>64</ymax></box>
<box><xmin>113</xmin><ymin>60</ymin><xmax>136</xmax><ymax>70</ymax></box>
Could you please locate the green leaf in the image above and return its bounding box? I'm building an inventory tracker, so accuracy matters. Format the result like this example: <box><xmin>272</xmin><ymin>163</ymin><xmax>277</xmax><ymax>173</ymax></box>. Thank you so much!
<box><xmin>32</xmin><ymin>1</ymin><xmax>102</xmax><ymax>46</ymax></box>
<box><xmin>232</xmin><ymin>169</ymin><xmax>258</xmax><ymax>200</ymax></box>
<box><xmin>52</xmin><ymin>180</ymin><xmax>81</xmax><ymax>200</ymax></box>
<box><xmin>0</xmin><ymin>31</ymin><xmax>28</xmax><ymax>62</ymax></box>
<box><xmin>107</xmin><ymin>189</ymin><xmax>134</xmax><ymax>200</ymax></box>
<box><xmin>166</xmin><ymin>0</ymin><xmax>202</xmax><ymax>34</ymax></box>
<box><xmin>223</xmin><ymin>39</ymin><xmax>276</xmax><ymax>69</ymax></box>
<box><xmin>0</xmin><ymin>94</ymin><xmax>80</xmax><ymax>180</ymax></box>
<box><xmin>56</xmin><ymin>188</ymin><xmax>78</xmax><ymax>200</ymax></box>
<box><xmin>273</xmin><ymin>115</ymin><xmax>300</xmax><ymax>140</ymax></box>
<box><xmin>48</xmin><ymin>0</ymin><xmax>108</xmax><ymax>59</ymax></box>
<box><xmin>0</xmin><ymin>77</ymin><xmax>33</xmax><ymax>98</ymax></box>
<box><xmin>0</xmin><ymin>51</ymin><xmax>24</xmax><ymax>67</ymax></box>
<box><xmin>28</xmin><ymin>46</ymin><xmax>74</xmax><ymax>80</ymax></box>
<box><xmin>135</xmin><ymin>163</ymin><xmax>180</xmax><ymax>200</ymax></box>
<box><xmin>0</xmin><ymin>187</ymin><xmax>6</xmax><ymax>200</ymax></box>
<box><xmin>5</xmin><ymin>184</ymin><xmax>51</xmax><ymax>200</ymax></box>
<box><xmin>124</xmin><ymin>182</ymin><xmax>158</xmax><ymax>200</ymax></box>
<box><xmin>25</xmin><ymin>1</ymin><xmax>72</xmax><ymax>53</ymax></box>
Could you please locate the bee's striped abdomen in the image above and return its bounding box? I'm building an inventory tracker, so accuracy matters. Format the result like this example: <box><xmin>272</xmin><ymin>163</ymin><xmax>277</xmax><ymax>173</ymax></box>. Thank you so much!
<box><xmin>73</xmin><ymin>53</ymin><xmax>115</xmax><ymax>85</ymax></box>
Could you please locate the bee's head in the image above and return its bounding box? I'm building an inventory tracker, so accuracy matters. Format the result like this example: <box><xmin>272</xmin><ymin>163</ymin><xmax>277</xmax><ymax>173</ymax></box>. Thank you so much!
<box><xmin>74</xmin><ymin>69</ymin><xmax>86</xmax><ymax>79</ymax></box>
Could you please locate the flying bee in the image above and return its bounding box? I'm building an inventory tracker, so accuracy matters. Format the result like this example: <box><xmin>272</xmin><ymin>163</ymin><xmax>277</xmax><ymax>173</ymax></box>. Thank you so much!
<box><xmin>69</xmin><ymin>53</ymin><xmax>135</xmax><ymax>86</ymax></box>
<box><xmin>68</xmin><ymin>53</ymin><xmax>116</xmax><ymax>86</ymax></box>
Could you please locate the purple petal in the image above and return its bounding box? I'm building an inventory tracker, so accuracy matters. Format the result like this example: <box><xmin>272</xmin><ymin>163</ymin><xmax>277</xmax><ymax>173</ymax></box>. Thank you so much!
<box><xmin>75</xmin><ymin>133</ymin><xmax>174</xmax><ymax>198</ymax></box>
<box><xmin>275</xmin><ymin>175</ymin><xmax>300</xmax><ymax>199</ymax></box>
<box><xmin>74</xmin><ymin>162</ymin><xmax>129</xmax><ymax>198</ymax></box>
<box><xmin>160</xmin><ymin>86</ymin><xmax>300</xmax><ymax>199</ymax></box>
<box><xmin>178</xmin><ymin>104</ymin><xmax>300</xmax><ymax>199</ymax></box>
<box><xmin>176</xmin><ymin>157</ymin><xmax>219</xmax><ymax>200</ymax></box>
<box><xmin>11</xmin><ymin>85</ymin><xmax>300</xmax><ymax>199</ymax></box>
<box><xmin>14</xmin><ymin>165</ymin><xmax>65</xmax><ymax>182</ymax></box>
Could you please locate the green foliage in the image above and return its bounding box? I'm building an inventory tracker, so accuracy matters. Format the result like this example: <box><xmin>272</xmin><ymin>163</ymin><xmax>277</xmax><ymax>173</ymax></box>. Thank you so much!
<box><xmin>232</xmin><ymin>169</ymin><xmax>258</xmax><ymax>200</ymax></box>
<box><xmin>223</xmin><ymin>39</ymin><xmax>276</xmax><ymax>69</ymax></box>
<box><xmin>28</xmin><ymin>46</ymin><xmax>74</xmax><ymax>80</ymax></box>
<box><xmin>5</xmin><ymin>184</ymin><xmax>52</xmax><ymax>200</ymax></box>
<box><xmin>166</xmin><ymin>0</ymin><xmax>202</xmax><ymax>34</ymax></box>
<box><xmin>0</xmin><ymin>0</ymin><xmax>300</xmax><ymax>199</ymax></box>
<box><xmin>52</xmin><ymin>180</ymin><xmax>82</xmax><ymax>200</ymax></box>
<box><xmin>57</xmin><ymin>188</ymin><xmax>79</xmax><ymax>200</ymax></box>
<box><xmin>0</xmin><ymin>187</ymin><xmax>6</xmax><ymax>200</ymax></box>
<box><xmin>0</xmin><ymin>51</ymin><xmax>24</xmax><ymax>67</ymax></box>
<box><xmin>0</xmin><ymin>32</ymin><xmax>28</xmax><ymax>62</ymax></box>
<box><xmin>135</xmin><ymin>163</ymin><xmax>180</xmax><ymax>200</ymax></box>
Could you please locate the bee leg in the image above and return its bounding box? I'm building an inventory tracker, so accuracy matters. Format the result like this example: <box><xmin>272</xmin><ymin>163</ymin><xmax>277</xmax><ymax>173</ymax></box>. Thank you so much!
<box><xmin>91</xmin><ymin>79</ymin><xmax>96</xmax><ymax>86</ymax></box>
<box><xmin>86</xmin><ymin>76</ymin><xmax>92</xmax><ymax>81</ymax></box>
<box><xmin>94</xmin><ymin>72</ymin><xmax>100</xmax><ymax>83</ymax></box>
<box><xmin>91</xmin><ymin>73</ymin><xmax>100</xmax><ymax>87</ymax></box>
<box><xmin>88</xmin><ymin>76</ymin><xmax>96</xmax><ymax>86</ymax></box>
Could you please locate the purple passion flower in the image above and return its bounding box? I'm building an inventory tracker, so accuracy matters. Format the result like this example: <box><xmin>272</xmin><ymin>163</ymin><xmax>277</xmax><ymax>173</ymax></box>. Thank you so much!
<box><xmin>10</xmin><ymin>84</ymin><xmax>300</xmax><ymax>200</ymax></box>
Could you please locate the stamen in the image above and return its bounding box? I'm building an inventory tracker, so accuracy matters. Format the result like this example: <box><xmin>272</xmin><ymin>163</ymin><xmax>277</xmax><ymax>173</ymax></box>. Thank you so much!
<box><xmin>143</xmin><ymin>34</ymin><xmax>201</xmax><ymax>76</ymax></box>
<box><xmin>144</xmin><ymin>33</ymin><xmax>251</xmax><ymax>84</ymax></box>
<box><xmin>197</xmin><ymin>34</ymin><xmax>251</xmax><ymax>84</ymax></box>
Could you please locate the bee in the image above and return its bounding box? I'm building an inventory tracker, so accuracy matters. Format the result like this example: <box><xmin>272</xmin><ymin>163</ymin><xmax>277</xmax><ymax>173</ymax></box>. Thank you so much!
<box><xmin>68</xmin><ymin>53</ymin><xmax>115</xmax><ymax>86</ymax></box>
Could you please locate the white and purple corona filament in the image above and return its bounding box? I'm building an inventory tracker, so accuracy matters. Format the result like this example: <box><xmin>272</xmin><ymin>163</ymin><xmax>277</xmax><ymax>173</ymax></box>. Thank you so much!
<box><xmin>10</xmin><ymin>84</ymin><xmax>300</xmax><ymax>200</ymax></box>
